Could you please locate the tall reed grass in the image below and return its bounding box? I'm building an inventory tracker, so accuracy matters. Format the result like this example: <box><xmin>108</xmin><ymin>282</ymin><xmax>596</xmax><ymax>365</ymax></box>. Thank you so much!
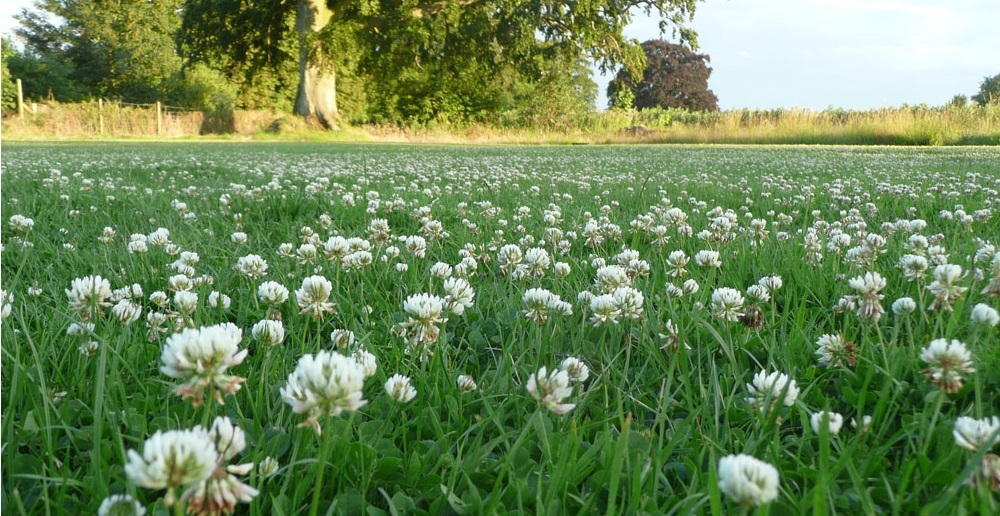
<box><xmin>3</xmin><ymin>101</ymin><xmax>998</xmax><ymax>145</ymax></box>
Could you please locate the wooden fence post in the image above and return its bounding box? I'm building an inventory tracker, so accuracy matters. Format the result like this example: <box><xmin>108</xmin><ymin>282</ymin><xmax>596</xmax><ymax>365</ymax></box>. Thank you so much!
<box><xmin>156</xmin><ymin>101</ymin><xmax>163</xmax><ymax>135</ymax></box>
<box><xmin>98</xmin><ymin>98</ymin><xmax>105</xmax><ymax>135</ymax></box>
<box><xmin>16</xmin><ymin>78</ymin><xmax>24</xmax><ymax>117</ymax></box>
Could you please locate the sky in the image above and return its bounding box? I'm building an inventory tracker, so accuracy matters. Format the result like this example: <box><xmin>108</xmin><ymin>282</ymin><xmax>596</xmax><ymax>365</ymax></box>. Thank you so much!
<box><xmin>3</xmin><ymin>0</ymin><xmax>999</xmax><ymax>110</ymax></box>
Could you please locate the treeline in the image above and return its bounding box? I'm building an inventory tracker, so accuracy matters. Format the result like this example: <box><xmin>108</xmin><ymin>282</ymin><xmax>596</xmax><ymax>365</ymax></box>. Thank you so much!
<box><xmin>1</xmin><ymin>0</ymin><xmax>698</xmax><ymax>128</ymax></box>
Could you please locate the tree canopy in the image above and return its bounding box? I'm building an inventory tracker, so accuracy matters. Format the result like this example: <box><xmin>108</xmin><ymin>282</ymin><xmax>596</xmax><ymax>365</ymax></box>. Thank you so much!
<box><xmin>972</xmin><ymin>73</ymin><xmax>1000</xmax><ymax>105</ymax></box>
<box><xmin>10</xmin><ymin>0</ymin><xmax>707</xmax><ymax>127</ymax></box>
<box><xmin>607</xmin><ymin>39</ymin><xmax>717</xmax><ymax>111</ymax></box>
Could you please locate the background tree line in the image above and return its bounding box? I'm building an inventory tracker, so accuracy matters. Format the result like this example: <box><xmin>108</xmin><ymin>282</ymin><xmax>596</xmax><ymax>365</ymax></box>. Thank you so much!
<box><xmin>2</xmin><ymin>0</ymin><xmax>996</xmax><ymax>128</ymax></box>
<box><xmin>0</xmin><ymin>0</ymin><xmax>706</xmax><ymax>128</ymax></box>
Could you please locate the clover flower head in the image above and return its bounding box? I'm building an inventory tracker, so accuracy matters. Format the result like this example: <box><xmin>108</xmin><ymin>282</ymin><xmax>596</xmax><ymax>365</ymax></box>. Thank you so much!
<box><xmin>810</xmin><ymin>411</ymin><xmax>845</xmax><ymax>435</ymax></box>
<box><xmin>971</xmin><ymin>303</ymin><xmax>999</xmax><ymax>327</ymax></box>
<box><xmin>526</xmin><ymin>366</ymin><xmax>575</xmax><ymax>414</ymax></box>
<box><xmin>711</xmin><ymin>287</ymin><xmax>745</xmax><ymax>322</ymax></box>
<box><xmin>295</xmin><ymin>275</ymin><xmax>336</xmax><ymax>319</ymax></box>
<box><xmin>280</xmin><ymin>350</ymin><xmax>367</xmax><ymax>434</ymax></box>
<box><xmin>717</xmin><ymin>454</ymin><xmax>780</xmax><ymax>507</ymax></box>
<box><xmin>815</xmin><ymin>333</ymin><xmax>858</xmax><ymax>368</ymax></box>
<box><xmin>251</xmin><ymin>319</ymin><xmax>285</xmax><ymax>347</ymax></box>
<box><xmin>953</xmin><ymin>416</ymin><xmax>1000</xmax><ymax>451</ymax></box>
<box><xmin>385</xmin><ymin>374</ymin><xmax>417</xmax><ymax>403</ymax></box>
<box><xmin>919</xmin><ymin>338</ymin><xmax>975</xmax><ymax>393</ymax></box>
<box><xmin>66</xmin><ymin>275</ymin><xmax>113</xmax><ymax>320</ymax></box>
<box><xmin>160</xmin><ymin>323</ymin><xmax>247</xmax><ymax>406</ymax></box>
<box><xmin>456</xmin><ymin>374</ymin><xmax>478</xmax><ymax>394</ymax></box>
<box><xmin>124</xmin><ymin>428</ymin><xmax>218</xmax><ymax>506</ymax></box>
<box><xmin>98</xmin><ymin>494</ymin><xmax>145</xmax><ymax>516</ymax></box>
<box><xmin>560</xmin><ymin>357</ymin><xmax>589</xmax><ymax>383</ymax></box>
<box><xmin>746</xmin><ymin>370</ymin><xmax>799</xmax><ymax>413</ymax></box>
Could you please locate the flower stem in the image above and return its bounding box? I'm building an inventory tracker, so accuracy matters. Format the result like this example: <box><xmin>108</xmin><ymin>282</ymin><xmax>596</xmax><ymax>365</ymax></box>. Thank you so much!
<box><xmin>309</xmin><ymin>424</ymin><xmax>335</xmax><ymax>516</ymax></box>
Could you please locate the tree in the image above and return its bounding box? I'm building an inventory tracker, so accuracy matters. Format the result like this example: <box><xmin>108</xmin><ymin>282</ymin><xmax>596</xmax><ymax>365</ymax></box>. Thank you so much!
<box><xmin>15</xmin><ymin>0</ymin><xmax>184</xmax><ymax>102</ymax></box>
<box><xmin>607</xmin><ymin>39</ymin><xmax>717</xmax><ymax>111</ymax></box>
<box><xmin>181</xmin><ymin>0</ymin><xmax>705</xmax><ymax>129</ymax></box>
<box><xmin>972</xmin><ymin>73</ymin><xmax>1000</xmax><ymax>105</ymax></box>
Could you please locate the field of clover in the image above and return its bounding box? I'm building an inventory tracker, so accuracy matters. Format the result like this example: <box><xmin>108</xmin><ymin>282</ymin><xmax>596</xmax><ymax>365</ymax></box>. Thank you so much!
<box><xmin>1</xmin><ymin>142</ymin><xmax>999</xmax><ymax>515</ymax></box>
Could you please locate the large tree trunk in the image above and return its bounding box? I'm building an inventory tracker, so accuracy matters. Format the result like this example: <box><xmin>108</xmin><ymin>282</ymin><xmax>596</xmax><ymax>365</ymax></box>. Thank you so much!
<box><xmin>295</xmin><ymin>0</ymin><xmax>339</xmax><ymax>129</ymax></box>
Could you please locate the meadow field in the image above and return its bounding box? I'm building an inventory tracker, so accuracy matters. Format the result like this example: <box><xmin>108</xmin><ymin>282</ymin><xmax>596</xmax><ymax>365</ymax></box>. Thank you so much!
<box><xmin>1</xmin><ymin>142</ymin><xmax>998</xmax><ymax>515</ymax></box>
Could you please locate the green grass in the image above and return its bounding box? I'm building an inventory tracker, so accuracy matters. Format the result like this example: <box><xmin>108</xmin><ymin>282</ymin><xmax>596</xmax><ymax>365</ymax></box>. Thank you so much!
<box><xmin>1</xmin><ymin>142</ymin><xmax>999</xmax><ymax>515</ymax></box>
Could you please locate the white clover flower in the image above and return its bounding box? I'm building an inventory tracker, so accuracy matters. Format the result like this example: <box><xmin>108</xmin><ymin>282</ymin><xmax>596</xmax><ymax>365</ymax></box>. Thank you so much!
<box><xmin>295</xmin><ymin>275</ymin><xmax>336</xmax><ymax>319</ymax></box>
<box><xmin>128</xmin><ymin>240</ymin><xmax>149</xmax><ymax>254</ymax></box>
<box><xmin>892</xmin><ymin>297</ymin><xmax>917</xmax><ymax>315</ymax></box>
<box><xmin>208</xmin><ymin>291</ymin><xmax>231</xmax><ymax>310</ymax></box>
<box><xmin>251</xmin><ymin>319</ymin><xmax>285</xmax><ymax>347</ymax></box>
<box><xmin>711</xmin><ymin>287</ymin><xmax>745</xmax><ymax>322</ymax></box>
<box><xmin>385</xmin><ymin>374</ymin><xmax>417</xmax><ymax>404</ymax></box>
<box><xmin>919</xmin><ymin>338</ymin><xmax>975</xmax><ymax>393</ymax></box>
<box><xmin>594</xmin><ymin>265</ymin><xmax>630</xmax><ymax>293</ymax></box>
<box><xmin>971</xmin><ymin>303</ymin><xmax>999</xmax><ymax>327</ymax></box>
<box><xmin>351</xmin><ymin>349</ymin><xmax>378</xmax><ymax>379</ymax></box>
<box><xmin>1</xmin><ymin>290</ymin><xmax>13</xmax><ymax>322</ymax></box>
<box><xmin>97</xmin><ymin>494</ymin><xmax>145</xmax><ymax>516</ymax></box>
<box><xmin>430</xmin><ymin>262</ymin><xmax>453</xmax><ymax>279</ymax></box>
<box><xmin>612</xmin><ymin>286</ymin><xmax>644</xmax><ymax>319</ymax></box>
<box><xmin>235</xmin><ymin>254</ymin><xmax>268</xmax><ymax>279</ymax></box>
<box><xmin>560</xmin><ymin>357</ymin><xmax>589</xmax><ymax>383</ymax></box>
<box><xmin>111</xmin><ymin>299</ymin><xmax>142</xmax><ymax>325</ymax></box>
<box><xmin>79</xmin><ymin>340</ymin><xmax>100</xmax><ymax>357</ymax></box>
<box><xmin>523</xmin><ymin>247</ymin><xmax>551</xmax><ymax>277</ymax></box>
<box><xmin>173</xmin><ymin>291</ymin><xmax>199</xmax><ymax>316</ymax></box>
<box><xmin>694</xmin><ymin>250</ymin><xmax>722</xmax><ymax>268</ymax></box>
<box><xmin>682</xmin><ymin>278</ymin><xmax>700</xmax><ymax>294</ymax></box>
<box><xmin>717</xmin><ymin>454</ymin><xmax>780</xmax><ymax>507</ymax></box>
<box><xmin>851</xmin><ymin>415</ymin><xmax>873</xmax><ymax>432</ymax></box>
<box><xmin>181</xmin><ymin>417</ymin><xmax>259</xmax><ymax>515</ymax></box>
<box><xmin>554</xmin><ymin>262</ymin><xmax>571</xmax><ymax>278</ymax></box>
<box><xmin>815</xmin><ymin>333</ymin><xmax>857</xmax><ymax>368</ymax></box>
<box><xmin>746</xmin><ymin>370</ymin><xmax>799</xmax><ymax>414</ymax></box>
<box><xmin>124</xmin><ymin>428</ymin><xmax>218</xmax><ymax>506</ymax></box>
<box><xmin>230</xmin><ymin>232</ymin><xmax>248</xmax><ymax>244</ymax></box>
<box><xmin>281</xmin><ymin>350</ymin><xmax>368</xmax><ymax>434</ymax></box>
<box><xmin>589</xmin><ymin>294</ymin><xmax>621</xmax><ymax>326</ymax></box>
<box><xmin>953</xmin><ymin>416</ymin><xmax>1000</xmax><ymax>451</ymax></box>
<box><xmin>329</xmin><ymin>328</ymin><xmax>355</xmax><ymax>349</ymax></box>
<box><xmin>664</xmin><ymin>283</ymin><xmax>684</xmax><ymax>299</ymax></box>
<box><xmin>928</xmin><ymin>264</ymin><xmax>967</xmax><ymax>311</ymax></box>
<box><xmin>457</xmin><ymin>374</ymin><xmax>478</xmax><ymax>393</ymax></box>
<box><xmin>526</xmin><ymin>366</ymin><xmax>575</xmax><ymax>415</ymax></box>
<box><xmin>443</xmin><ymin>277</ymin><xmax>475</xmax><ymax>316</ymax></box>
<box><xmin>67</xmin><ymin>321</ymin><xmax>95</xmax><ymax>337</ymax></box>
<box><xmin>66</xmin><ymin>275</ymin><xmax>113</xmax><ymax>320</ymax></box>
<box><xmin>160</xmin><ymin>323</ymin><xmax>247</xmax><ymax>406</ymax></box>
<box><xmin>257</xmin><ymin>281</ymin><xmax>289</xmax><ymax>306</ymax></box>
<box><xmin>149</xmin><ymin>290</ymin><xmax>169</xmax><ymax>308</ymax></box>
<box><xmin>810</xmin><ymin>411</ymin><xmax>845</xmax><ymax>435</ymax></box>
<box><xmin>666</xmin><ymin>250</ymin><xmax>689</xmax><ymax>277</ymax></box>
<box><xmin>746</xmin><ymin>284</ymin><xmax>770</xmax><ymax>303</ymax></box>
<box><xmin>846</xmin><ymin>271</ymin><xmax>886</xmax><ymax>322</ymax></box>
<box><xmin>757</xmin><ymin>274</ymin><xmax>784</xmax><ymax>294</ymax></box>
<box><xmin>168</xmin><ymin>274</ymin><xmax>193</xmax><ymax>292</ymax></box>
<box><xmin>258</xmin><ymin>457</ymin><xmax>279</xmax><ymax>479</ymax></box>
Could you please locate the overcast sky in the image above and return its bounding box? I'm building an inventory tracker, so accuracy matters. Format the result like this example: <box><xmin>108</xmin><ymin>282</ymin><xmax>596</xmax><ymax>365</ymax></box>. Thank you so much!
<box><xmin>3</xmin><ymin>0</ymin><xmax>999</xmax><ymax>110</ymax></box>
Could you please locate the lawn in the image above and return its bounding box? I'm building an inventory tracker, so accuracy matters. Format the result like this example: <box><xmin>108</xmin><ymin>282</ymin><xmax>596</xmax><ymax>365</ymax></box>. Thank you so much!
<box><xmin>2</xmin><ymin>142</ymin><xmax>998</xmax><ymax>515</ymax></box>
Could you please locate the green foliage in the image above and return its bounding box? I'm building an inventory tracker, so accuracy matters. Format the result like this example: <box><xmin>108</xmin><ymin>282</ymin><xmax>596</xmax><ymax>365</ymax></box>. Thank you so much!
<box><xmin>4</xmin><ymin>45</ymin><xmax>85</xmax><ymax>102</ymax></box>
<box><xmin>2</xmin><ymin>37</ymin><xmax>19</xmax><ymax>111</ymax></box>
<box><xmin>972</xmin><ymin>73</ymin><xmax>1000</xmax><ymax>105</ymax></box>
<box><xmin>15</xmin><ymin>0</ymin><xmax>184</xmax><ymax>102</ymax></box>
